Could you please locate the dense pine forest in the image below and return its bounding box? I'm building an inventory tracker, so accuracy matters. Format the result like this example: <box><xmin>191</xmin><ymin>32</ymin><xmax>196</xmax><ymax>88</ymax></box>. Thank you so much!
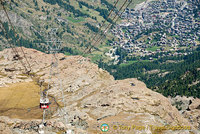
<box><xmin>99</xmin><ymin>47</ymin><xmax>200</xmax><ymax>98</ymax></box>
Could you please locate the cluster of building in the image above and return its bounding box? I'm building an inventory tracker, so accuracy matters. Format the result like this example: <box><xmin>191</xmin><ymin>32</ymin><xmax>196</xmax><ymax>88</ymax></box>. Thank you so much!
<box><xmin>109</xmin><ymin>0</ymin><xmax>200</xmax><ymax>58</ymax></box>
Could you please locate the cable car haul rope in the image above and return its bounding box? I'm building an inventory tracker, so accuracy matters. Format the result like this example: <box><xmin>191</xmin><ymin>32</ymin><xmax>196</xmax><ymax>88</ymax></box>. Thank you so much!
<box><xmin>0</xmin><ymin>0</ymin><xmax>32</xmax><ymax>74</ymax></box>
<box><xmin>0</xmin><ymin>0</ymin><xmax>133</xmax><ymax>133</ymax></box>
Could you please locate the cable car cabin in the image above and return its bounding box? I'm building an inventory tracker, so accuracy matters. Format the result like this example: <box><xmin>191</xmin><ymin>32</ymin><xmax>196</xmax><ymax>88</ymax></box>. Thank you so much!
<box><xmin>40</xmin><ymin>98</ymin><xmax>49</xmax><ymax>109</ymax></box>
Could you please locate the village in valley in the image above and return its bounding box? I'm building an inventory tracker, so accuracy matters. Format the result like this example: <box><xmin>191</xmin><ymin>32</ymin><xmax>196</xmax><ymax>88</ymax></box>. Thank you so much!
<box><xmin>106</xmin><ymin>0</ymin><xmax>200</xmax><ymax>63</ymax></box>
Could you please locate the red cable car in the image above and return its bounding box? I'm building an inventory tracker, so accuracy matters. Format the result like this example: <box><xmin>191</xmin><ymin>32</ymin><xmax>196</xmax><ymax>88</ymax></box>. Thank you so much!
<box><xmin>40</xmin><ymin>98</ymin><xmax>49</xmax><ymax>109</ymax></box>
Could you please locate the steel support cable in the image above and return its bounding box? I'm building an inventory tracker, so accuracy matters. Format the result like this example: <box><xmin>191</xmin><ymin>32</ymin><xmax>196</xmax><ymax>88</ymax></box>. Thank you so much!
<box><xmin>95</xmin><ymin>0</ymin><xmax>145</xmax><ymax>48</ymax></box>
<box><xmin>41</xmin><ymin>55</ymin><xmax>53</xmax><ymax>129</ymax></box>
<box><xmin>0</xmin><ymin>21</ymin><xmax>40</xmax><ymax>109</ymax></box>
<box><xmin>90</xmin><ymin>0</ymin><xmax>133</xmax><ymax>53</ymax></box>
<box><xmin>45</xmin><ymin>31</ymin><xmax>68</xmax><ymax>125</ymax></box>
<box><xmin>1</xmin><ymin>2</ymin><xmax>60</xmax><ymax>127</ymax></box>
<box><xmin>87</xmin><ymin>0</ymin><xmax>130</xmax><ymax>53</ymax></box>
<box><xmin>0</xmin><ymin>22</ymin><xmax>36</xmax><ymax>109</ymax></box>
<box><xmin>39</xmin><ymin>47</ymin><xmax>53</xmax><ymax>129</ymax></box>
<box><xmin>86</xmin><ymin>0</ymin><xmax>128</xmax><ymax>53</ymax></box>
<box><xmin>54</xmin><ymin>50</ymin><xmax>67</xmax><ymax>123</ymax></box>
<box><xmin>0</xmin><ymin>19</ymin><xmax>30</xmax><ymax>72</ymax></box>
<box><xmin>52</xmin><ymin>52</ymin><xmax>68</xmax><ymax>127</ymax></box>
<box><xmin>43</xmin><ymin>31</ymin><xmax>61</xmax><ymax>121</ymax></box>
<box><xmin>1</xmin><ymin>17</ymin><xmax>39</xmax><ymax>112</ymax></box>
<box><xmin>0</xmin><ymin>19</ymin><xmax>18</xmax><ymax>55</ymax></box>
<box><xmin>46</xmin><ymin>50</ymin><xmax>54</xmax><ymax>97</ymax></box>
<box><xmin>1</xmin><ymin>1</ymin><xmax>51</xmax><ymax>116</ymax></box>
<box><xmin>46</xmin><ymin>32</ymin><xmax>60</xmax><ymax>94</ymax></box>
<box><xmin>0</xmin><ymin>0</ymin><xmax>29</xmax><ymax>72</ymax></box>
<box><xmin>1</xmin><ymin>17</ymin><xmax>44</xmax><ymax>110</ymax></box>
<box><xmin>93</xmin><ymin>0</ymin><xmax>132</xmax><ymax>48</ymax></box>
<box><xmin>42</xmin><ymin>39</ymin><xmax>65</xmax><ymax>131</ymax></box>
<box><xmin>51</xmin><ymin>51</ymin><xmax>67</xmax><ymax>123</ymax></box>
<box><xmin>83</xmin><ymin>0</ymin><xmax>120</xmax><ymax>53</ymax></box>
<box><xmin>0</xmin><ymin>20</ymin><xmax>29</xmax><ymax>73</ymax></box>
<box><xmin>76</xmin><ymin>0</ymin><xmax>129</xmax><ymax>64</ymax></box>
<box><xmin>89</xmin><ymin>0</ymin><xmax>130</xmax><ymax>51</ymax></box>
<box><xmin>0</xmin><ymin>0</ymin><xmax>32</xmax><ymax>72</ymax></box>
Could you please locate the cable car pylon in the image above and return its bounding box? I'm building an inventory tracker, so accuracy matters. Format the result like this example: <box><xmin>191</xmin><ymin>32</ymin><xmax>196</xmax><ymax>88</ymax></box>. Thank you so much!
<box><xmin>39</xmin><ymin>28</ymin><xmax>70</xmax><ymax>133</ymax></box>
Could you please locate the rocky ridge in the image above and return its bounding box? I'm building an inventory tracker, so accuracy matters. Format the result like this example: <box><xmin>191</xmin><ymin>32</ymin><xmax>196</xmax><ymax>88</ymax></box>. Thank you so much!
<box><xmin>170</xmin><ymin>96</ymin><xmax>200</xmax><ymax>130</ymax></box>
<box><xmin>0</xmin><ymin>48</ymin><xmax>199</xmax><ymax>134</ymax></box>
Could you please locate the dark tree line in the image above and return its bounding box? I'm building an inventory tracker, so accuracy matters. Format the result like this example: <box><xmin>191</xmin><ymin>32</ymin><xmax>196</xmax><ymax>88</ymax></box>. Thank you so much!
<box><xmin>100</xmin><ymin>0</ymin><xmax>114</xmax><ymax>10</ymax></box>
<box><xmin>85</xmin><ymin>23</ymin><xmax>99</xmax><ymax>33</ymax></box>
<box><xmin>43</xmin><ymin>0</ymin><xmax>89</xmax><ymax>17</ymax></box>
<box><xmin>0</xmin><ymin>22</ymin><xmax>77</xmax><ymax>55</ymax></box>
<box><xmin>99</xmin><ymin>47</ymin><xmax>200</xmax><ymax>98</ymax></box>
<box><xmin>78</xmin><ymin>1</ymin><xmax>113</xmax><ymax>23</ymax></box>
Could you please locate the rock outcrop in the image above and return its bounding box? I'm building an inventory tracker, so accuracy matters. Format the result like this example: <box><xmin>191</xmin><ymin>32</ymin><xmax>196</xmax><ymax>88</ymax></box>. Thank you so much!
<box><xmin>170</xmin><ymin>96</ymin><xmax>200</xmax><ymax>130</ymax></box>
<box><xmin>0</xmin><ymin>48</ymin><xmax>199</xmax><ymax>134</ymax></box>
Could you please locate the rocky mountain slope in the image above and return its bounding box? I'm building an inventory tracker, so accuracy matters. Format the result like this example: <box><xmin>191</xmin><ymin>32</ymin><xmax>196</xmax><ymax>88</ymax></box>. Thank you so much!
<box><xmin>170</xmin><ymin>96</ymin><xmax>200</xmax><ymax>130</ymax></box>
<box><xmin>0</xmin><ymin>47</ymin><xmax>199</xmax><ymax>134</ymax></box>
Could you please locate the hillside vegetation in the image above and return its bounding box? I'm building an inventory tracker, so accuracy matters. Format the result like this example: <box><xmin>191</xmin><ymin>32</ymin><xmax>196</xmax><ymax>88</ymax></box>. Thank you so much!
<box><xmin>101</xmin><ymin>47</ymin><xmax>200</xmax><ymax>98</ymax></box>
<box><xmin>0</xmin><ymin>0</ymin><xmax>145</xmax><ymax>58</ymax></box>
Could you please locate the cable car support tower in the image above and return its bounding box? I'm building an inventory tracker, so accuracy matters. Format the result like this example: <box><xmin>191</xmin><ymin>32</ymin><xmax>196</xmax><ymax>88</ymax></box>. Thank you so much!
<box><xmin>39</xmin><ymin>28</ymin><xmax>67</xmax><ymax>134</ymax></box>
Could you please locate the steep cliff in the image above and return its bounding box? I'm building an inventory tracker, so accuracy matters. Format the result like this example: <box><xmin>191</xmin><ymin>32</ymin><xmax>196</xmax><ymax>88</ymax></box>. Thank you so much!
<box><xmin>0</xmin><ymin>48</ymin><xmax>198</xmax><ymax>134</ymax></box>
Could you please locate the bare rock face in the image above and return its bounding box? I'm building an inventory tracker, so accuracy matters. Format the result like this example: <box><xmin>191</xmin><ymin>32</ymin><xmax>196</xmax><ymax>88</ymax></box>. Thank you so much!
<box><xmin>170</xmin><ymin>96</ymin><xmax>200</xmax><ymax>130</ymax></box>
<box><xmin>170</xmin><ymin>96</ymin><xmax>194</xmax><ymax>111</ymax></box>
<box><xmin>0</xmin><ymin>122</ymin><xmax>12</xmax><ymax>134</ymax></box>
<box><xmin>0</xmin><ymin>48</ymin><xmax>199</xmax><ymax>133</ymax></box>
<box><xmin>186</xmin><ymin>98</ymin><xmax>200</xmax><ymax>130</ymax></box>
<box><xmin>0</xmin><ymin>116</ymin><xmax>86</xmax><ymax>134</ymax></box>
